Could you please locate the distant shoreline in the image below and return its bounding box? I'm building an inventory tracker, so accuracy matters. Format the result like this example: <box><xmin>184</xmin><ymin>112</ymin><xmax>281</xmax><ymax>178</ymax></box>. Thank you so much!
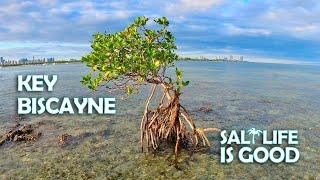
<box><xmin>0</xmin><ymin>59</ymin><xmax>246</xmax><ymax>68</ymax></box>
<box><xmin>0</xmin><ymin>60</ymin><xmax>82</xmax><ymax>68</ymax></box>
<box><xmin>180</xmin><ymin>59</ymin><xmax>248</xmax><ymax>63</ymax></box>
<box><xmin>1</xmin><ymin>59</ymin><xmax>316</xmax><ymax>68</ymax></box>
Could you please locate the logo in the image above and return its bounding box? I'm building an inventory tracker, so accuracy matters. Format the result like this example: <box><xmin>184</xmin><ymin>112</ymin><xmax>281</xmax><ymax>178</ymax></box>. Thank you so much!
<box><xmin>220</xmin><ymin>128</ymin><xmax>300</xmax><ymax>164</ymax></box>
<box><xmin>247</xmin><ymin>128</ymin><xmax>262</xmax><ymax>144</ymax></box>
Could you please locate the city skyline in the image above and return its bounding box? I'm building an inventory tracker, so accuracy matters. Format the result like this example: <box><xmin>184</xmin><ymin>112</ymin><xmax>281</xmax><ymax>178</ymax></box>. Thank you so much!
<box><xmin>0</xmin><ymin>0</ymin><xmax>319</xmax><ymax>65</ymax></box>
<box><xmin>0</xmin><ymin>54</ymin><xmax>244</xmax><ymax>63</ymax></box>
<box><xmin>0</xmin><ymin>56</ymin><xmax>56</xmax><ymax>65</ymax></box>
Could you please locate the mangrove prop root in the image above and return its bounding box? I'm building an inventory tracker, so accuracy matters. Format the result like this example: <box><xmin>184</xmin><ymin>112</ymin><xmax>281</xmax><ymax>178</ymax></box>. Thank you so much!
<box><xmin>140</xmin><ymin>83</ymin><xmax>220</xmax><ymax>157</ymax></box>
<box><xmin>58</xmin><ymin>133</ymin><xmax>73</xmax><ymax>145</ymax></box>
<box><xmin>0</xmin><ymin>124</ymin><xmax>41</xmax><ymax>146</ymax></box>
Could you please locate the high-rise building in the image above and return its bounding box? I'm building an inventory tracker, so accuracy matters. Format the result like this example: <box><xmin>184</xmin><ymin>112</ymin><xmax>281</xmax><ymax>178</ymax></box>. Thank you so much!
<box><xmin>47</xmin><ymin>57</ymin><xmax>55</xmax><ymax>62</ymax></box>
<box><xmin>19</xmin><ymin>58</ymin><xmax>28</xmax><ymax>64</ymax></box>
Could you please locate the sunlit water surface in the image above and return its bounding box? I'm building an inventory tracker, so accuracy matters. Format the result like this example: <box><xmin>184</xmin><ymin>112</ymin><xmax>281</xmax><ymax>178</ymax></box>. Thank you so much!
<box><xmin>0</xmin><ymin>61</ymin><xmax>319</xmax><ymax>179</ymax></box>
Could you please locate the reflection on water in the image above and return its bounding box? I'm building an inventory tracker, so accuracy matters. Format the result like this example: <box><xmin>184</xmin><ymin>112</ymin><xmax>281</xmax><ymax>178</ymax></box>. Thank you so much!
<box><xmin>0</xmin><ymin>61</ymin><xmax>319</xmax><ymax>178</ymax></box>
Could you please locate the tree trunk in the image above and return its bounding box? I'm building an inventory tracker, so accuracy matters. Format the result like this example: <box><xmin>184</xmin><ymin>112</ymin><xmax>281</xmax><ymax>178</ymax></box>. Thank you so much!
<box><xmin>140</xmin><ymin>83</ymin><xmax>219</xmax><ymax>157</ymax></box>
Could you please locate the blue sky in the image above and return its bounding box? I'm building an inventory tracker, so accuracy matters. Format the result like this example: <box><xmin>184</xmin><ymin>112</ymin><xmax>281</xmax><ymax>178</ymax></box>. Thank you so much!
<box><xmin>0</xmin><ymin>0</ymin><xmax>319</xmax><ymax>64</ymax></box>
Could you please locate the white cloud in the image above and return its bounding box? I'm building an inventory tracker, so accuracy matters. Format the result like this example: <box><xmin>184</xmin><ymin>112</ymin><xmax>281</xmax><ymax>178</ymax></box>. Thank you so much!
<box><xmin>0</xmin><ymin>0</ymin><xmax>319</xmax><ymax>61</ymax></box>
<box><xmin>224</xmin><ymin>24</ymin><xmax>272</xmax><ymax>36</ymax></box>
<box><xmin>255</xmin><ymin>6</ymin><xmax>320</xmax><ymax>39</ymax></box>
<box><xmin>7</xmin><ymin>21</ymin><xmax>32</xmax><ymax>33</ymax></box>
<box><xmin>292</xmin><ymin>24</ymin><xmax>318</xmax><ymax>33</ymax></box>
<box><xmin>110</xmin><ymin>1</ymin><xmax>127</xmax><ymax>9</ymax></box>
<box><xmin>0</xmin><ymin>1</ymin><xmax>32</xmax><ymax>16</ymax></box>
<box><xmin>37</xmin><ymin>0</ymin><xmax>56</xmax><ymax>6</ymax></box>
<box><xmin>166</xmin><ymin>0</ymin><xmax>223</xmax><ymax>14</ymax></box>
<box><xmin>78</xmin><ymin>11</ymin><xmax>108</xmax><ymax>24</ymax></box>
<box><xmin>188</xmin><ymin>24</ymin><xmax>207</xmax><ymax>31</ymax></box>
<box><xmin>114</xmin><ymin>10</ymin><xmax>130</xmax><ymax>19</ymax></box>
<box><xmin>47</xmin><ymin>1</ymin><xmax>130</xmax><ymax>25</ymax></box>
<box><xmin>0</xmin><ymin>42</ymin><xmax>90</xmax><ymax>60</ymax></box>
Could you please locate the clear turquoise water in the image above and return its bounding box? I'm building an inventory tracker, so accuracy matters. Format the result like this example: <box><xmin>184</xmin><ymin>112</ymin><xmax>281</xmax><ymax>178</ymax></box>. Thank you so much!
<box><xmin>0</xmin><ymin>61</ymin><xmax>319</xmax><ymax>179</ymax></box>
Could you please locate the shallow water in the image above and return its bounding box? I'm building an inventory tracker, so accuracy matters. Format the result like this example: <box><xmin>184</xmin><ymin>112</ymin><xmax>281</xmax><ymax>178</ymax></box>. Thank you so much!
<box><xmin>0</xmin><ymin>61</ymin><xmax>319</xmax><ymax>179</ymax></box>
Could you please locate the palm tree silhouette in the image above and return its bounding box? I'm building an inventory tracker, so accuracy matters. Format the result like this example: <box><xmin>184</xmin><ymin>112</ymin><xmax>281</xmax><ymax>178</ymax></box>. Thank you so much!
<box><xmin>247</xmin><ymin>128</ymin><xmax>262</xmax><ymax>144</ymax></box>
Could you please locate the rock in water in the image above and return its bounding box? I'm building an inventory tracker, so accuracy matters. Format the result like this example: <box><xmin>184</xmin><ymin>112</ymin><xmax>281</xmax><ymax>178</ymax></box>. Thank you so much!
<box><xmin>0</xmin><ymin>124</ymin><xmax>41</xmax><ymax>146</ymax></box>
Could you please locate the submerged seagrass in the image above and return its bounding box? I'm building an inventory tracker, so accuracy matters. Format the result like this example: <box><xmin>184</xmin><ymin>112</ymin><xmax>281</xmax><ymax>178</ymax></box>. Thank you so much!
<box><xmin>81</xmin><ymin>16</ymin><xmax>219</xmax><ymax>157</ymax></box>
